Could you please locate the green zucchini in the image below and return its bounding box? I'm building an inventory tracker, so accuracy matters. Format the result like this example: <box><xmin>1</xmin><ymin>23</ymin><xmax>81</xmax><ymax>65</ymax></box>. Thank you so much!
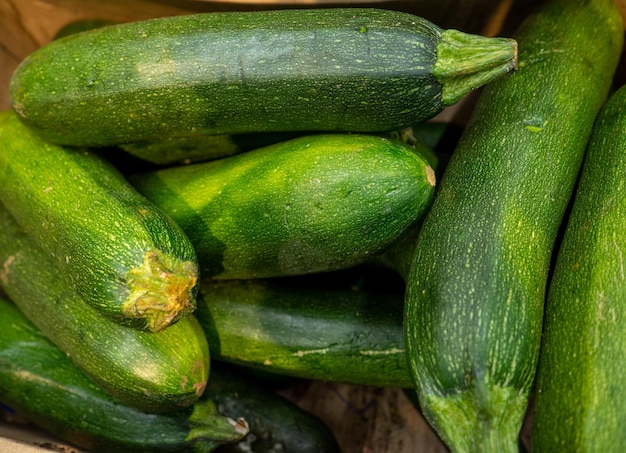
<box><xmin>532</xmin><ymin>84</ymin><xmax>626</xmax><ymax>451</ymax></box>
<box><xmin>131</xmin><ymin>133</ymin><xmax>436</xmax><ymax>279</ymax></box>
<box><xmin>10</xmin><ymin>8</ymin><xmax>517</xmax><ymax>147</ymax></box>
<box><xmin>0</xmin><ymin>296</ymin><xmax>247</xmax><ymax>453</ymax></box>
<box><xmin>403</xmin><ymin>0</ymin><xmax>623</xmax><ymax>451</ymax></box>
<box><xmin>208</xmin><ymin>364</ymin><xmax>340</xmax><ymax>453</ymax></box>
<box><xmin>0</xmin><ymin>204</ymin><xmax>209</xmax><ymax>413</ymax></box>
<box><xmin>119</xmin><ymin>132</ymin><xmax>305</xmax><ymax>167</ymax></box>
<box><xmin>0</xmin><ymin>110</ymin><xmax>199</xmax><ymax>333</ymax></box>
<box><xmin>195</xmin><ymin>276</ymin><xmax>411</xmax><ymax>388</ymax></box>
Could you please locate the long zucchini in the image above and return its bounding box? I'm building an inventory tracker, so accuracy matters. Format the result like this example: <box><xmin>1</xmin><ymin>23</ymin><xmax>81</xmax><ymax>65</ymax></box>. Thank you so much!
<box><xmin>0</xmin><ymin>296</ymin><xmax>247</xmax><ymax>453</ymax></box>
<box><xmin>196</xmin><ymin>275</ymin><xmax>411</xmax><ymax>388</ymax></box>
<box><xmin>131</xmin><ymin>133</ymin><xmax>436</xmax><ymax>279</ymax></box>
<box><xmin>0</xmin><ymin>110</ymin><xmax>198</xmax><ymax>333</ymax></box>
<box><xmin>0</xmin><ymin>203</ymin><xmax>209</xmax><ymax>413</ymax></box>
<box><xmin>532</xmin><ymin>84</ymin><xmax>626</xmax><ymax>451</ymax></box>
<box><xmin>402</xmin><ymin>0</ymin><xmax>623</xmax><ymax>451</ymax></box>
<box><xmin>10</xmin><ymin>8</ymin><xmax>516</xmax><ymax>147</ymax></box>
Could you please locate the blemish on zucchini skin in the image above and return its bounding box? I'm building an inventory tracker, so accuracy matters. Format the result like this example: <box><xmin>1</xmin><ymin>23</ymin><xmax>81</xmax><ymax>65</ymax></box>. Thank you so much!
<box><xmin>0</xmin><ymin>255</ymin><xmax>15</xmax><ymax>285</ymax></box>
<box><xmin>524</xmin><ymin>117</ymin><xmax>545</xmax><ymax>133</ymax></box>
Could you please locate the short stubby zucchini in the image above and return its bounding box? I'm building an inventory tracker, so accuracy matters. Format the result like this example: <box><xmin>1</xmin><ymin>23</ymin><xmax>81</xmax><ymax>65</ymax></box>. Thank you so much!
<box><xmin>0</xmin><ymin>296</ymin><xmax>247</xmax><ymax>452</ymax></box>
<box><xmin>0</xmin><ymin>110</ymin><xmax>199</xmax><ymax>332</ymax></box>
<box><xmin>196</xmin><ymin>277</ymin><xmax>411</xmax><ymax>388</ymax></box>
<box><xmin>131</xmin><ymin>133</ymin><xmax>436</xmax><ymax>279</ymax></box>
<box><xmin>403</xmin><ymin>0</ymin><xmax>623</xmax><ymax>451</ymax></box>
<box><xmin>532</xmin><ymin>84</ymin><xmax>626</xmax><ymax>451</ymax></box>
<box><xmin>0</xmin><ymin>204</ymin><xmax>210</xmax><ymax>413</ymax></box>
<box><xmin>10</xmin><ymin>8</ymin><xmax>516</xmax><ymax>147</ymax></box>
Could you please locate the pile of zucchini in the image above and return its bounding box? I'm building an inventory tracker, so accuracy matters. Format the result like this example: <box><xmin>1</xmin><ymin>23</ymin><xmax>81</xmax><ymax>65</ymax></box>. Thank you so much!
<box><xmin>1</xmin><ymin>0</ymin><xmax>625</xmax><ymax>451</ymax></box>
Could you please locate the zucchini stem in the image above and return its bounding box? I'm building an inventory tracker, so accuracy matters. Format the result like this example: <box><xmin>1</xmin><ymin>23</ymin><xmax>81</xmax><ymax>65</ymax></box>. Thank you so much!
<box><xmin>433</xmin><ymin>30</ymin><xmax>518</xmax><ymax>106</ymax></box>
<box><xmin>125</xmin><ymin>249</ymin><xmax>198</xmax><ymax>332</ymax></box>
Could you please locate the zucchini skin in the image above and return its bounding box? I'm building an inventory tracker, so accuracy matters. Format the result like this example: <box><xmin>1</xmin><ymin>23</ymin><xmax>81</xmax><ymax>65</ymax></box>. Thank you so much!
<box><xmin>10</xmin><ymin>8</ymin><xmax>516</xmax><ymax>147</ymax></box>
<box><xmin>532</xmin><ymin>85</ymin><xmax>626</xmax><ymax>451</ymax></box>
<box><xmin>208</xmin><ymin>364</ymin><xmax>341</xmax><ymax>453</ymax></box>
<box><xmin>0</xmin><ymin>205</ymin><xmax>210</xmax><ymax>413</ymax></box>
<box><xmin>0</xmin><ymin>297</ymin><xmax>247</xmax><ymax>453</ymax></box>
<box><xmin>196</xmin><ymin>277</ymin><xmax>411</xmax><ymax>388</ymax></box>
<box><xmin>403</xmin><ymin>0</ymin><xmax>623</xmax><ymax>451</ymax></box>
<box><xmin>0</xmin><ymin>110</ymin><xmax>199</xmax><ymax>333</ymax></box>
<box><xmin>131</xmin><ymin>133</ymin><xmax>436</xmax><ymax>279</ymax></box>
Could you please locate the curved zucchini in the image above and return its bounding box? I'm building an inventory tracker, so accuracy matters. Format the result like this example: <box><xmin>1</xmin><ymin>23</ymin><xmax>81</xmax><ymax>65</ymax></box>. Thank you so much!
<box><xmin>0</xmin><ymin>204</ymin><xmax>209</xmax><ymax>413</ymax></box>
<box><xmin>131</xmin><ymin>133</ymin><xmax>436</xmax><ymax>279</ymax></box>
<box><xmin>196</xmin><ymin>276</ymin><xmax>411</xmax><ymax>388</ymax></box>
<box><xmin>532</xmin><ymin>84</ymin><xmax>626</xmax><ymax>451</ymax></box>
<box><xmin>0</xmin><ymin>110</ymin><xmax>198</xmax><ymax>332</ymax></box>
<box><xmin>10</xmin><ymin>8</ymin><xmax>516</xmax><ymax>147</ymax></box>
<box><xmin>403</xmin><ymin>0</ymin><xmax>623</xmax><ymax>451</ymax></box>
<box><xmin>0</xmin><ymin>296</ymin><xmax>247</xmax><ymax>453</ymax></box>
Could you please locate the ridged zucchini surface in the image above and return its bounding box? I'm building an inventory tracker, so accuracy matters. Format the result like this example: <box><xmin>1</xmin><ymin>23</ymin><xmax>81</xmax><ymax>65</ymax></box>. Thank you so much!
<box><xmin>0</xmin><ymin>110</ymin><xmax>198</xmax><ymax>332</ymax></box>
<box><xmin>0</xmin><ymin>204</ymin><xmax>210</xmax><ymax>413</ymax></box>
<box><xmin>131</xmin><ymin>133</ymin><xmax>436</xmax><ymax>279</ymax></box>
<box><xmin>10</xmin><ymin>8</ymin><xmax>516</xmax><ymax>147</ymax></box>
<box><xmin>403</xmin><ymin>0</ymin><xmax>623</xmax><ymax>451</ymax></box>
<box><xmin>532</xmin><ymin>83</ymin><xmax>626</xmax><ymax>452</ymax></box>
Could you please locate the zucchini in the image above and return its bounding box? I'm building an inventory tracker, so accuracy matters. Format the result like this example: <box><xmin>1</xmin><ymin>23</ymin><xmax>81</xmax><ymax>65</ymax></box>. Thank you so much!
<box><xmin>119</xmin><ymin>132</ymin><xmax>304</xmax><ymax>166</ymax></box>
<box><xmin>402</xmin><ymin>0</ymin><xmax>623</xmax><ymax>451</ymax></box>
<box><xmin>131</xmin><ymin>133</ymin><xmax>436</xmax><ymax>279</ymax></box>
<box><xmin>0</xmin><ymin>204</ymin><xmax>210</xmax><ymax>413</ymax></box>
<box><xmin>0</xmin><ymin>296</ymin><xmax>247</xmax><ymax>453</ymax></box>
<box><xmin>208</xmin><ymin>364</ymin><xmax>341</xmax><ymax>453</ymax></box>
<box><xmin>195</xmin><ymin>276</ymin><xmax>411</xmax><ymax>388</ymax></box>
<box><xmin>10</xmin><ymin>8</ymin><xmax>517</xmax><ymax>147</ymax></box>
<box><xmin>532</xmin><ymin>84</ymin><xmax>626</xmax><ymax>451</ymax></box>
<box><xmin>0</xmin><ymin>110</ymin><xmax>199</xmax><ymax>333</ymax></box>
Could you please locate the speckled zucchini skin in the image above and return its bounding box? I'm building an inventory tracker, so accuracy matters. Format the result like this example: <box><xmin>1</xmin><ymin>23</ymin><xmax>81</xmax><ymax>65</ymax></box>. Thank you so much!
<box><xmin>532</xmin><ymin>84</ymin><xmax>626</xmax><ymax>452</ymax></box>
<box><xmin>196</xmin><ymin>278</ymin><xmax>411</xmax><ymax>388</ymax></box>
<box><xmin>0</xmin><ymin>297</ymin><xmax>246</xmax><ymax>452</ymax></box>
<box><xmin>0</xmin><ymin>204</ymin><xmax>209</xmax><ymax>413</ymax></box>
<box><xmin>403</xmin><ymin>0</ymin><xmax>623</xmax><ymax>451</ymax></box>
<box><xmin>10</xmin><ymin>8</ymin><xmax>516</xmax><ymax>147</ymax></box>
<box><xmin>131</xmin><ymin>133</ymin><xmax>436</xmax><ymax>279</ymax></box>
<box><xmin>0</xmin><ymin>110</ymin><xmax>199</xmax><ymax>332</ymax></box>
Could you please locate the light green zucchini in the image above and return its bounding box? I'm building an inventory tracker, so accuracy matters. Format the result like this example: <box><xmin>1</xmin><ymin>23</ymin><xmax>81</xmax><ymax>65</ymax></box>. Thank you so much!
<box><xmin>0</xmin><ymin>110</ymin><xmax>199</xmax><ymax>332</ymax></box>
<box><xmin>130</xmin><ymin>133</ymin><xmax>436</xmax><ymax>279</ymax></box>
<box><xmin>0</xmin><ymin>203</ymin><xmax>209</xmax><ymax>413</ymax></box>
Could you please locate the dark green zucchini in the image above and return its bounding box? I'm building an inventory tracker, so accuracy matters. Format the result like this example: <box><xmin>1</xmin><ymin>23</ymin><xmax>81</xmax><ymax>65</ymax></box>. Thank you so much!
<box><xmin>130</xmin><ymin>133</ymin><xmax>436</xmax><ymax>279</ymax></box>
<box><xmin>209</xmin><ymin>364</ymin><xmax>341</xmax><ymax>453</ymax></box>
<box><xmin>195</xmin><ymin>276</ymin><xmax>411</xmax><ymax>388</ymax></box>
<box><xmin>532</xmin><ymin>84</ymin><xmax>626</xmax><ymax>451</ymax></box>
<box><xmin>119</xmin><ymin>132</ymin><xmax>305</xmax><ymax>166</ymax></box>
<box><xmin>10</xmin><ymin>8</ymin><xmax>516</xmax><ymax>147</ymax></box>
<box><xmin>0</xmin><ymin>110</ymin><xmax>199</xmax><ymax>332</ymax></box>
<box><xmin>0</xmin><ymin>296</ymin><xmax>247</xmax><ymax>452</ymax></box>
<box><xmin>403</xmin><ymin>0</ymin><xmax>623</xmax><ymax>451</ymax></box>
<box><xmin>0</xmin><ymin>203</ymin><xmax>209</xmax><ymax>413</ymax></box>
